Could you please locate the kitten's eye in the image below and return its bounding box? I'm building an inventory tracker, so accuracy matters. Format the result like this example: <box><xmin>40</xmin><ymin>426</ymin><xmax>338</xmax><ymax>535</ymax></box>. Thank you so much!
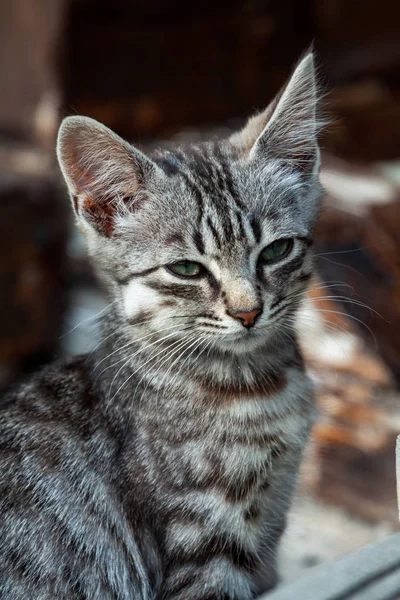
<box><xmin>167</xmin><ymin>261</ymin><xmax>203</xmax><ymax>278</ymax></box>
<box><xmin>259</xmin><ymin>238</ymin><xmax>293</xmax><ymax>264</ymax></box>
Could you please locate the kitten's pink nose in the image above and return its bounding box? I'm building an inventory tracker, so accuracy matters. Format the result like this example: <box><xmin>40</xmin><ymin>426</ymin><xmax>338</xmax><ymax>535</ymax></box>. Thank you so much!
<box><xmin>229</xmin><ymin>308</ymin><xmax>261</xmax><ymax>328</ymax></box>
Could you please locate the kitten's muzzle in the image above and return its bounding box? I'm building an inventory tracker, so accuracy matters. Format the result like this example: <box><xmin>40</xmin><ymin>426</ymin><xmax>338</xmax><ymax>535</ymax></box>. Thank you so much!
<box><xmin>229</xmin><ymin>308</ymin><xmax>262</xmax><ymax>328</ymax></box>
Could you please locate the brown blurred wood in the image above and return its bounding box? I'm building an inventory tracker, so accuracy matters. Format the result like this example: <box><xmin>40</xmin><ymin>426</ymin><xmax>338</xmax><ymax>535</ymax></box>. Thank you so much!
<box><xmin>312</xmin><ymin>0</ymin><xmax>400</xmax><ymax>160</ymax></box>
<box><xmin>300</xmin><ymin>282</ymin><xmax>398</xmax><ymax>524</ymax></box>
<box><xmin>298</xmin><ymin>155</ymin><xmax>400</xmax><ymax>524</ymax></box>
<box><xmin>0</xmin><ymin>0</ymin><xmax>66</xmax><ymax>145</ymax></box>
<box><xmin>60</xmin><ymin>0</ymin><xmax>400</xmax><ymax>160</ymax></box>
<box><xmin>313</xmin><ymin>0</ymin><xmax>400</xmax><ymax>83</ymax></box>
<box><xmin>63</xmin><ymin>0</ymin><xmax>310</xmax><ymax>139</ymax></box>
<box><xmin>321</xmin><ymin>82</ymin><xmax>400</xmax><ymax>160</ymax></box>
<box><xmin>0</xmin><ymin>144</ymin><xmax>69</xmax><ymax>391</ymax></box>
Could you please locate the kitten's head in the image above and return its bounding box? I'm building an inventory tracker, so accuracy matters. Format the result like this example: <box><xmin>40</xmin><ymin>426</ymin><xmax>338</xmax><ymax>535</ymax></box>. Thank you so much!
<box><xmin>57</xmin><ymin>53</ymin><xmax>323</xmax><ymax>355</ymax></box>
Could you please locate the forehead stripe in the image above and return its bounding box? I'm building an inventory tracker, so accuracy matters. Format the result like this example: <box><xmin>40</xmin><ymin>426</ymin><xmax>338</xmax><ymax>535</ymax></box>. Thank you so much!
<box><xmin>235</xmin><ymin>210</ymin><xmax>246</xmax><ymax>239</ymax></box>
<box><xmin>192</xmin><ymin>230</ymin><xmax>205</xmax><ymax>255</ymax></box>
<box><xmin>175</xmin><ymin>168</ymin><xmax>205</xmax><ymax>231</ymax></box>
<box><xmin>213</xmin><ymin>145</ymin><xmax>245</xmax><ymax>210</ymax></box>
<box><xmin>249</xmin><ymin>215</ymin><xmax>262</xmax><ymax>244</ymax></box>
<box><xmin>190</xmin><ymin>148</ymin><xmax>236</xmax><ymax>242</ymax></box>
<box><xmin>206</xmin><ymin>215</ymin><xmax>222</xmax><ymax>250</ymax></box>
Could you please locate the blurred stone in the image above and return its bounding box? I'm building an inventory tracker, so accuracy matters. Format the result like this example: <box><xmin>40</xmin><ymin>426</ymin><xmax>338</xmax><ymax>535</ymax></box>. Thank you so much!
<box><xmin>299</xmin><ymin>281</ymin><xmax>398</xmax><ymax>524</ymax></box>
<box><xmin>317</xmin><ymin>154</ymin><xmax>400</xmax><ymax>381</ymax></box>
<box><xmin>292</xmin><ymin>155</ymin><xmax>400</xmax><ymax>523</ymax></box>
<box><xmin>322</xmin><ymin>82</ymin><xmax>400</xmax><ymax>160</ymax></box>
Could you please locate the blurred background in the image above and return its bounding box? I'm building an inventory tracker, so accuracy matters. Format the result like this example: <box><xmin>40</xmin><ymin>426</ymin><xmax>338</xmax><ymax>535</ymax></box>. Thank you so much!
<box><xmin>1</xmin><ymin>0</ymin><xmax>400</xmax><ymax>587</ymax></box>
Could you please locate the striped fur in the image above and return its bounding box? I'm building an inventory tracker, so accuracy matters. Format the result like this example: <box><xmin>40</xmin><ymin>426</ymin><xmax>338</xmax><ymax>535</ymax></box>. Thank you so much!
<box><xmin>0</xmin><ymin>54</ymin><xmax>322</xmax><ymax>598</ymax></box>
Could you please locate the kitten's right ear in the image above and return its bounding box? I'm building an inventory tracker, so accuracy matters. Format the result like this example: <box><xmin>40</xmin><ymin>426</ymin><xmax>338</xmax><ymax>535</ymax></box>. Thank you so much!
<box><xmin>57</xmin><ymin>116</ymin><xmax>157</xmax><ymax>236</ymax></box>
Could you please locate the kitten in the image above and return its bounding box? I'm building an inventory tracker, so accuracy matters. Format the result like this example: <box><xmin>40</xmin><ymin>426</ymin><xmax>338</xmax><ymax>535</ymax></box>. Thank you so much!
<box><xmin>0</xmin><ymin>54</ymin><xmax>322</xmax><ymax>599</ymax></box>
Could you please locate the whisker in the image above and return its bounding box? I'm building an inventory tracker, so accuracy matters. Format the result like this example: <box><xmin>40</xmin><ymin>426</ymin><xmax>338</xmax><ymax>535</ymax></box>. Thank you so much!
<box><xmin>135</xmin><ymin>335</ymin><xmax>197</xmax><ymax>407</ymax></box>
<box><xmin>85</xmin><ymin>325</ymin><xmax>128</xmax><ymax>363</ymax></box>
<box><xmin>86</xmin><ymin>314</ymin><xmax>188</xmax><ymax>363</ymax></box>
<box><xmin>106</xmin><ymin>326</ymin><xmax>195</xmax><ymax>399</ymax></box>
<box><xmin>316</xmin><ymin>256</ymin><xmax>370</xmax><ymax>282</ymax></box>
<box><xmin>306</xmin><ymin>295</ymin><xmax>385</xmax><ymax>320</ymax></box>
<box><xmin>60</xmin><ymin>300</ymin><xmax>118</xmax><ymax>338</ymax></box>
<box><xmin>279</xmin><ymin>318</ymin><xmax>348</xmax><ymax>369</ymax></box>
<box><xmin>108</xmin><ymin>328</ymin><xmax>196</xmax><ymax>402</ymax></box>
<box><xmin>290</xmin><ymin>314</ymin><xmax>354</xmax><ymax>340</ymax></box>
<box><xmin>306</xmin><ymin>308</ymin><xmax>377</xmax><ymax>344</ymax></box>
<box><xmin>92</xmin><ymin>322</ymin><xmax>193</xmax><ymax>373</ymax></box>
<box><xmin>152</xmin><ymin>335</ymin><xmax>203</xmax><ymax>412</ymax></box>
<box><xmin>161</xmin><ymin>335</ymin><xmax>210</xmax><ymax>409</ymax></box>
<box><xmin>314</xmin><ymin>245</ymin><xmax>375</xmax><ymax>257</ymax></box>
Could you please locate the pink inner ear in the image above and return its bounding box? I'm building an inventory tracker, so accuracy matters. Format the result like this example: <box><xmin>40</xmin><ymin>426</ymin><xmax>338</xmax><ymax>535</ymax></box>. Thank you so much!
<box><xmin>66</xmin><ymin>143</ymin><xmax>98</xmax><ymax>196</ymax></box>
<box><xmin>78</xmin><ymin>192</ymin><xmax>149</xmax><ymax>237</ymax></box>
<box><xmin>81</xmin><ymin>196</ymin><xmax>116</xmax><ymax>237</ymax></box>
<box><xmin>130</xmin><ymin>194</ymin><xmax>148</xmax><ymax>213</ymax></box>
<box><xmin>118</xmin><ymin>193</ymin><xmax>148</xmax><ymax>214</ymax></box>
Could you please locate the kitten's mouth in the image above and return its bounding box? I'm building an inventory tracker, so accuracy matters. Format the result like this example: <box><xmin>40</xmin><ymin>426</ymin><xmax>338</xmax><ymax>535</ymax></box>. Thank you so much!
<box><xmin>215</xmin><ymin>327</ymin><xmax>268</xmax><ymax>353</ymax></box>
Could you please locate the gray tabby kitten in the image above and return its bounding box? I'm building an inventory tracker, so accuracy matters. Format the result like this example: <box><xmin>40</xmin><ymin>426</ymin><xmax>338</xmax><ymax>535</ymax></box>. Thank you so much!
<box><xmin>0</xmin><ymin>54</ymin><xmax>322</xmax><ymax>599</ymax></box>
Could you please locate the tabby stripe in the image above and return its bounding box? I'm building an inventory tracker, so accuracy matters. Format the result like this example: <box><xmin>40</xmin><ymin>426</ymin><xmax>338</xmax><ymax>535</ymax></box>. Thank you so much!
<box><xmin>235</xmin><ymin>210</ymin><xmax>246</xmax><ymax>239</ymax></box>
<box><xmin>203</xmin><ymin>154</ymin><xmax>235</xmax><ymax>241</ymax></box>
<box><xmin>157</xmin><ymin>450</ymin><xmax>272</xmax><ymax>500</ymax></box>
<box><xmin>190</xmin><ymin>148</ymin><xmax>234</xmax><ymax>242</ymax></box>
<box><xmin>298</xmin><ymin>235</ymin><xmax>313</xmax><ymax>246</ymax></box>
<box><xmin>297</xmin><ymin>272</ymin><xmax>312</xmax><ymax>283</ymax></box>
<box><xmin>213</xmin><ymin>146</ymin><xmax>245</xmax><ymax>210</ymax></box>
<box><xmin>265</xmin><ymin>207</ymin><xmax>281</xmax><ymax>221</ymax></box>
<box><xmin>176</xmin><ymin>168</ymin><xmax>205</xmax><ymax>233</ymax></box>
<box><xmin>192</xmin><ymin>229</ymin><xmax>205</xmax><ymax>255</ymax></box>
<box><xmin>146</xmin><ymin>281</ymin><xmax>200</xmax><ymax>301</ymax></box>
<box><xmin>191</xmin><ymin>150</ymin><xmax>217</xmax><ymax>199</ymax></box>
<box><xmin>269</xmin><ymin>303</ymin><xmax>289</xmax><ymax>319</ymax></box>
<box><xmin>273</xmin><ymin>251</ymin><xmax>306</xmax><ymax>279</ymax></box>
<box><xmin>165</xmin><ymin>571</ymin><xmax>197</xmax><ymax>596</ymax></box>
<box><xmin>193</xmin><ymin>156</ymin><xmax>232</xmax><ymax>242</ymax></box>
<box><xmin>219</xmin><ymin>431</ymin><xmax>289</xmax><ymax>450</ymax></box>
<box><xmin>206</xmin><ymin>216</ymin><xmax>222</xmax><ymax>250</ymax></box>
<box><xmin>193</xmin><ymin>371</ymin><xmax>286</xmax><ymax>400</ymax></box>
<box><xmin>223</xmin><ymin>470</ymin><xmax>270</xmax><ymax>502</ymax></box>
<box><xmin>211</xmin><ymin>154</ymin><xmax>232</xmax><ymax>201</ymax></box>
<box><xmin>217</xmin><ymin>205</ymin><xmax>235</xmax><ymax>243</ymax></box>
<box><xmin>193</xmin><ymin>594</ymin><xmax>231</xmax><ymax>600</ymax></box>
<box><xmin>166</xmin><ymin>232</ymin><xmax>185</xmax><ymax>246</ymax></box>
<box><xmin>115</xmin><ymin>266</ymin><xmax>159</xmax><ymax>285</ymax></box>
<box><xmin>244</xmin><ymin>502</ymin><xmax>262</xmax><ymax>521</ymax></box>
<box><xmin>270</xmin><ymin>295</ymin><xmax>285</xmax><ymax>311</ymax></box>
<box><xmin>249</xmin><ymin>215</ymin><xmax>262</xmax><ymax>244</ymax></box>
<box><xmin>166</xmin><ymin>534</ymin><xmax>259</xmax><ymax>573</ymax></box>
<box><xmin>156</xmin><ymin>154</ymin><xmax>181</xmax><ymax>176</ymax></box>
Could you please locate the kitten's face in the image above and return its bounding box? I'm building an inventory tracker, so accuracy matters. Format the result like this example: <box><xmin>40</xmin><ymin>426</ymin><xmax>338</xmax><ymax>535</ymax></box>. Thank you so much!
<box><xmin>108</xmin><ymin>149</ymin><xmax>317</xmax><ymax>354</ymax></box>
<box><xmin>57</xmin><ymin>53</ymin><xmax>323</xmax><ymax>355</ymax></box>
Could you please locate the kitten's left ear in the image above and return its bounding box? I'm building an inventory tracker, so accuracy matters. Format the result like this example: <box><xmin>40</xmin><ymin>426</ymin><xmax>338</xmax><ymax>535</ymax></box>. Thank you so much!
<box><xmin>231</xmin><ymin>53</ymin><xmax>321</xmax><ymax>177</ymax></box>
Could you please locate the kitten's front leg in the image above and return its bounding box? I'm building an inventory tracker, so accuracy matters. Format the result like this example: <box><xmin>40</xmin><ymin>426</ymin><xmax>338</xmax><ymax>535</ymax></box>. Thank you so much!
<box><xmin>159</xmin><ymin>559</ymin><xmax>255</xmax><ymax>600</ymax></box>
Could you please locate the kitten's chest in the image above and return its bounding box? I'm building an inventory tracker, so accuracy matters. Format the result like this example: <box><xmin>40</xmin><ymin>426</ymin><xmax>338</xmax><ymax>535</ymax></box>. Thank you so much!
<box><xmin>149</xmin><ymin>389</ymin><xmax>308</xmax><ymax>501</ymax></box>
<box><xmin>200</xmin><ymin>399</ymin><xmax>299</xmax><ymax>502</ymax></box>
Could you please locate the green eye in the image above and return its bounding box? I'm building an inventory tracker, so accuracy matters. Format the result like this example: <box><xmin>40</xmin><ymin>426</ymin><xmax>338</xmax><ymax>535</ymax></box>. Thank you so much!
<box><xmin>260</xmin><ymin>239</ymin><xmax>293</xmax><ymax>264</ymax></box>
<box><xmin>167</xmin><ymin>261</ymin><xmax>203</xmax><ymax>278</ymax></box>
